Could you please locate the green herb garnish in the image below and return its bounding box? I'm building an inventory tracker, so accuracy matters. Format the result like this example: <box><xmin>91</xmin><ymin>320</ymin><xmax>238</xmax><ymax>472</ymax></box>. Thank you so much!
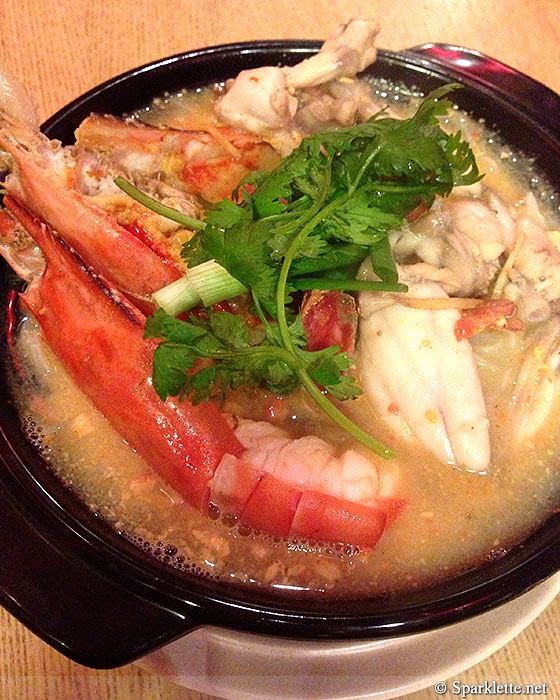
<box><xmin>117</xmin><ymin>84</ymin><xmax>481</xmax><ymax>457</ymax></box>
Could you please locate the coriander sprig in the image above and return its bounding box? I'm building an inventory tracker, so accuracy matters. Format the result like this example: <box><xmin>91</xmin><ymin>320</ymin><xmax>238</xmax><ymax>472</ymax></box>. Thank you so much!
<box><xmin>271</xmin><ymin>164</ymin><xmax>395</xmax><ymax>458</ymax></box>
<box><xmin>117</xmin><ymin>84</ymin><xmax>482</xmax><ymax>457</ymax></box>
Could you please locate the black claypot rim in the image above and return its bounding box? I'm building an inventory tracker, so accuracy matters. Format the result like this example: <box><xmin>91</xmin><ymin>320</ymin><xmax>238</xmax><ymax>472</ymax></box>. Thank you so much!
<box><xmin>1</xmin><ymin>40</ymin><xmax>560</xmax><ymax>668</ymax></box>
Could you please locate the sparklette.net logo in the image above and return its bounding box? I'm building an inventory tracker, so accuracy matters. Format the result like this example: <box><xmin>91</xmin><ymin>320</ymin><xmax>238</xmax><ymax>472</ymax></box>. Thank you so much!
<box><xmin>433</xmin><ymin>681</ymin><xmax>548</xmax><ymax>696</ymax></box>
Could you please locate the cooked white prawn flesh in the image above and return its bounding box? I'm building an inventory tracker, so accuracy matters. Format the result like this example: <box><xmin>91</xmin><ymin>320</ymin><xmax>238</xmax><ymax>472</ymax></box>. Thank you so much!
<box><xmin>231</xmin><ymin>418</ymin><xmax>397</xmax><ymax>506</ymax></box>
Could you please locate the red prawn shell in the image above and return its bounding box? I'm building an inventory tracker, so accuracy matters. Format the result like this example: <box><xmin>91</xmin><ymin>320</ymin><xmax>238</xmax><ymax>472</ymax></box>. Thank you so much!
<box><xmin>3</xmin><ymin>198</ymin><xmax>394</xmax><ymax>547</ymax></box>
<box><xmin>210</xmin><ymin>453</ymin><xmax>389</xmax><ymax>547</ymax></box>
<box><xmin>455</xmin><ymin>299</ymin><xmax>523</xmax><ymax>341</ymax></box>
<box><xmin>6</xmin><ymin>196</ymin><xmax>242</xmax><ymax>511</ymax></box>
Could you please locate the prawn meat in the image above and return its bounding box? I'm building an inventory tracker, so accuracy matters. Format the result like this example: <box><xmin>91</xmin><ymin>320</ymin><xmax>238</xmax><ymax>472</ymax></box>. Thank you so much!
<box><xmin>75</xmin><ymin>115</ymin><xmax>279</xmax><ymax>203</ymax></box>
<box><xmin>211</xmin><ymin>420</ymin><xmax>401</xmax><ymax>545</ymax></box>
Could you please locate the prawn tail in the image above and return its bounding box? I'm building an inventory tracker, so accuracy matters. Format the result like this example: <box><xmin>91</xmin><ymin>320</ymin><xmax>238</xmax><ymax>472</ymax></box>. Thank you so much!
<box><xmin>210</xmin><ymin>453</ymin><xmax>389</xmax><ymax>547</ymax></box>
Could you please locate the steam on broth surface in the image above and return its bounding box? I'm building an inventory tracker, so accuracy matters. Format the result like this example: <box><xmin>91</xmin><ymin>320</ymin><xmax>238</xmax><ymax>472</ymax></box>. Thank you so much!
<box><xmin>6</xmin><ymin>73</ymin><xmax>560</xmax><ymax>599</ymax></box>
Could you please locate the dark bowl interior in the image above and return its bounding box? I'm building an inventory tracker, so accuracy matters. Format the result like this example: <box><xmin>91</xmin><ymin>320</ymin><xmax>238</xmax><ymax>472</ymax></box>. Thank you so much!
<box><xmin>1</xmin><ymin>41</ymin><xmax>560</xmax><ymax>669</ymax></box>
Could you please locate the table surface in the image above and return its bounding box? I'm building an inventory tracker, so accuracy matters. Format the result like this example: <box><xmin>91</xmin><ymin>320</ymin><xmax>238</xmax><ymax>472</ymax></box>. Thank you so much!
<box><xmin>1</xmin><ymin>1</ymin><xmax>559</xmax><ymax>698</ymax></box>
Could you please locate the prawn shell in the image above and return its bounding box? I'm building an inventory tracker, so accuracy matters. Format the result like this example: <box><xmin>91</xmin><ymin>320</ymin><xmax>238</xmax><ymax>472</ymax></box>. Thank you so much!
<box><xmin>241</xmin><ymin>472</ymin><xmax>302</xmax><ymax>537</ymax></box>
<box><xmin>6</xmin><ymin>195</ymin><xmax>243</xmax><ymax>511</ymax></box>
<box><xmin>0</xmin><ymin>119</ymin><xmax>182</xmax><ymax>314</ymax></box>
<box><xmin>291</xmin><ymin>492</ymin><xmax>387</xmax><ymax>547</ymax></box>
<box><xmin>210</xmin><ymin>451</ymin><xmax>390</xmax><ymax>546</ymax></box>
<box><xmin>210</xmin><ymin>453</ymin><xmax>265</xmax><ymax>514</ymax></box>
<box><xmin>4</xmin><ymin>197</ymin><xmax>395</xmax><ymax>548</ymax></box>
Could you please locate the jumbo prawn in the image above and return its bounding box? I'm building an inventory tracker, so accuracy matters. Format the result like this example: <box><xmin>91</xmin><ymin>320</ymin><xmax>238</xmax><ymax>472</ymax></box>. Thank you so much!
<box><xmin>2</xmin><ymin>197</ymin><xmax>398</xmax><ymax>547</ymax></box>
<box><xmin>0</xmin><ymin>113</ymin><xmax>182</xmax><ymax>314</ymax></box>
<box><xmin>211</xmin><ymin>420</ymin><xmax>400</xmax><ymax>544</ymax></box>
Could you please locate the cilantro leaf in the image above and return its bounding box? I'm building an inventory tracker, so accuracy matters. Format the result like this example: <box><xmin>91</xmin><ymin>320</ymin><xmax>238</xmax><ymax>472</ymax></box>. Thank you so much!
<box><xmin>320</xmin><ymin>190</ymin><xmax>404</xmax><ymax>245</ymax></box>
<box><xmin>445</xmin><ymin>131</ymin><xmax>481</xmax><ymax>186</ymax></box>
<box><xmin>145</xmin><ymin>309</ymin><xmax>362</xmax><ymax>404</ymax></box>
<box><xmin>151</xmin><ymin>343</ymin><xmax>196</xmax><ymax>401</ymax></box>
<box><xmin>249</xmin><ymin>150</ymin><xmax>309</xmax><ymax>216</ymax></box>
<box><xmin>204</xmin><ymin>198</ymin><xmax>252</xmax><ymax>228</ymax></box>
<box><xmin>209</xmin><ymin>311</ymin><xmax>249</xmax><ymax>348</ymax></box>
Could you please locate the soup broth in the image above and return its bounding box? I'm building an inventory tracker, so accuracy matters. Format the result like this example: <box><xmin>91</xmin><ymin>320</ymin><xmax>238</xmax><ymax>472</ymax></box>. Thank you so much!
<box><xmin>6</xmin><ymin>78</ymin><xmax>560</xmax><ymax>598</ymax></box>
